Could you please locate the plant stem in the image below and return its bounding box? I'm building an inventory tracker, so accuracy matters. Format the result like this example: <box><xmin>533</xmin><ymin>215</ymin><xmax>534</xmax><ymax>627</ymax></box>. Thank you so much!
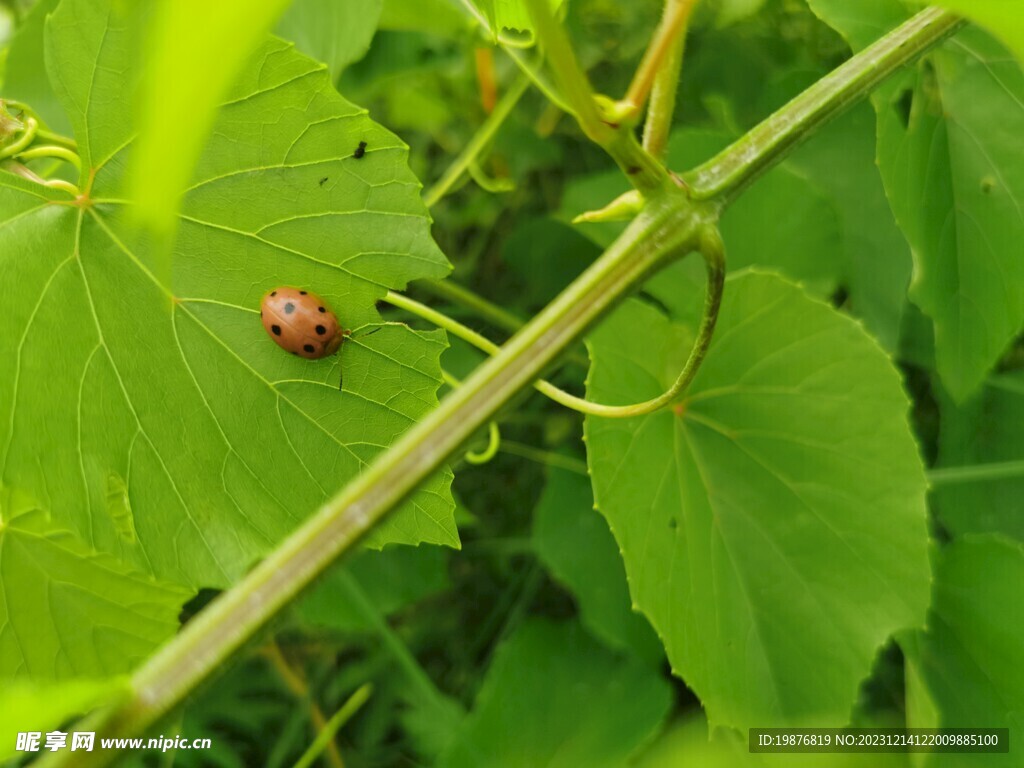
<box><xmin>333</xmin><ymin>572</ymin><xmax>454</xmax><ymax>721</ymax></box>
<box><xmin>424</xmin><ymin>73</ymin><xmax>531</xmax><ymax>208</ymax></box>
<box><xmin>388</xmin><ymin>241</ymin><xmax>722</xmax><ymax>420</ymax></box>
<box><xmin>642</xmin><ymin>0</ymin><xmax>697</xmax><ymax>159</ymax></box>
<box><xmin>928</xmin><ymin>461</ymin><xmax>1024</xmax><ymax>486</ymax></box>
<box><xmin>682</xmin><ymin>7</ymin><xmax>964</xmax><ymax>201</ymax></box>
<box><xmin>291</xmin><ymin>684</ymin><xmax>372</xmax><ymax>768</ymax></box>
<box><xmin>417</xmin><ymin>278</ymin><xmax>525</xmax><ymax>334</ymax></box>
<box><xmin>499</xmin><ymin>441</ymin><xmax>589</xmax><ymax>475</ymax></box>
<box><xmin>628</xmin><ymin>0</ymin><xmax>698</xmax><ymax>121</ymax></box>
<box><xmin>40</xmin><ymin>8</ymin><xmax>962</xmax><ymax>762</ymax></box>
<box><xmin>264</xmin><ymin>641</ymin><xmax>345</xmax><ymax>768</ymax></box>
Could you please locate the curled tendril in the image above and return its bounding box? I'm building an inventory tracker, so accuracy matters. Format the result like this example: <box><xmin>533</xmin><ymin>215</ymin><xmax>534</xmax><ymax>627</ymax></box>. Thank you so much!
<box><xmin>385</xmin><ymin>225</ymin><xmax>726</xmax><ymax>420</ymax></box>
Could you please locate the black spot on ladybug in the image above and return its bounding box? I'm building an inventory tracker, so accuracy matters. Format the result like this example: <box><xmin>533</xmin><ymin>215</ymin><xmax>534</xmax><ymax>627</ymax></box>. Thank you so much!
<box><xmin>303</xmin><ymin>344</ymin><xmax>315</xmax><ymax>353</ymax></box>
<box><xmin>354</xmin><ymin>141</ymin><xmax>367</xmax><ymax>159</ymax></box>
<box><xmin>315</xmin><ymin>325</ymin><xmax>327</xmax><ymax>335</ymax></box>
<box><xmin>284</xmin><ymin>302</ymin><xmax>296</xmax><ymax>314</ymax></box>
<box><xmin>271</xmin><ymin>325</ymin><xmax>282</xmax><ymax>336</ymax></box>
<box><xmin>300</xmin><ymin>291</ymin><xmax>307</xmax><ymax>295</ymax></box>
<box><xmin>318</xmin><ymin>306</ymin><xmax>326</xmax><ymax>313</ymax></box>
<box><xmin>270</xmin><ymin>290</ymin><xmax>277</xmax><ymax>297</ymax></box>
<box><xmin>319</xmin><ymin>177</ymin><xmax>328</xmax><ymax>186</ymax></box>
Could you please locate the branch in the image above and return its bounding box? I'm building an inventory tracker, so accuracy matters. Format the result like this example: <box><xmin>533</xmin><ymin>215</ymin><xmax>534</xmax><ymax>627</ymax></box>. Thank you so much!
<box><xmin>682</xmin><ymin>7</ymin><xmax>964</xmax><ymax>201</ymax></box>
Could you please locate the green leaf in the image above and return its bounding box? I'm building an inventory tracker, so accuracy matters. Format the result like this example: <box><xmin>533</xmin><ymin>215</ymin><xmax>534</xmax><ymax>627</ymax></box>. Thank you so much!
<box><xmin>0</xmin><ymin>677</ymin><xmax>127</xmax><ymax>763</ymax></box>
<box><xmin>436</xmin><ymin>619</ymin><xmax>672</xmax><ymax>768</ymax></box>
<box><xmin>810</xmin><ymin>2</ymin><xmax>1024</xmax><ymax>400</ymax></box>
<box><xmin>532</xmin><ymin>466</ymin><xmax>664</xmax><ymax>664</ymax></box>
<box><xmin>1</xmin><ymin>0</ymin><xmax>457</xmax><ymax>590</ymax></box>
<box><xmin>902</xmin><ymin>536</ymin><xmax>1024</xmax><ymax>767</ymax></box>
<box><xmin>122</xmin><ymin>0</ymin><xmax>293</xmax><ymax>237</ymax></box>
<box><xmin>3</xmin><ymin>0</ymin><xmax>69</xmax><ymax>135</ymax></box>
<box><xmin>585</xmin><ymin>271</ymin><xmax>931</xmax><ymax>730</ymax></box>
<box><xmin>300</xmin><ymin>545</ymin><xmax>449</xmax><ymax>632</ymax></box>
<box><xmin>930</xmin><ymin>0</ymin><xmax>1024</xmax><ymax>65</ymax></box>
<box><xmin>276</xmin><ymin>0</ymin><xmax>383</xmax><ymax>80</ymax></box>
<box><xmin>0</xmin><ymin>485</ymin><xmax>190</xmax><ymax>680</ymax></box>
<box><xmin>933</xmin><ymin>372</ymin><xmax>1024</xmax><ymax>542</ymax></box>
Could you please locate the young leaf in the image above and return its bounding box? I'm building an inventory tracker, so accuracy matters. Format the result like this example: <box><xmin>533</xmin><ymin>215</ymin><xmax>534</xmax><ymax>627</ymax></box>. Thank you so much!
<box><xmin>902</xmin><ymin>536</ymin><xmax>1024</xmax><ymax>767</ymax></box>
<box><xmin>532</xmin><ymin>466</ymin><xmax>664</xmax><ymax>664</ymax></box>
<box><xmin>436</xmin><ymin>620</ymin><xmax>672</xmax><ymax>768</ymax></box>
<box><xmin>0</xmin><ymin>486</ymin><xmax>190</xmax><ymax>680</ymax></box>
<box><xmin>585</xmin><ymin>272</ymin><xmax>930</xmax><ymax>730</ymax></box>
<box><xmin>1</xmin><ymin>0</ymin><xmax>457</xmax><ymax>589</ymax></box>
<box><xmin>810</xmin><ymin>1</ymin><xmax>1024</xmax><ymax>400</ymax></box>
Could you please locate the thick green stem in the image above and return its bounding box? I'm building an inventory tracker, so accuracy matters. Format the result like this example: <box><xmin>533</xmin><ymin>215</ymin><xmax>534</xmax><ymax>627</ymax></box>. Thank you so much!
<box><xmin>642</xmin><ymin>0</ymin><xmax>695</xmax><ymax>159</ymax></box>
<box><xmin>683</xmin><ymin>7</ymin><xmax>964</xmax><ymax>201</ymax></box>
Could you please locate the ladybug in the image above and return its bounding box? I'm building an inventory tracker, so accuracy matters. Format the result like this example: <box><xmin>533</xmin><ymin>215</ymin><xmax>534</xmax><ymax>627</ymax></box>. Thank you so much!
<box><xmin>260</xmin><ymin>287</ymin><xmax>345</xmax><ymax>359</ymax></box>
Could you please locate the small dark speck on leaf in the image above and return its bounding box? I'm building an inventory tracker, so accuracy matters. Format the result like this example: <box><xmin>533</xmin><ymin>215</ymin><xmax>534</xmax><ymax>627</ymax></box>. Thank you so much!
<box><xmin>319</xmin><ymin>177</ymin><xmax>328</xmax><ymax>186</ymax></box>
<box><xmin>354</xmin><ymin>141</ymin><xmax>367</xmax><ymax>159</ymax></box>
<box><xmin>668</xmin><ymin>517</ymin><xmax>678</xmax><ymax>530</ymax></box>
<box><xmin>627</xmin><ymin>166</ymin><xmax>641</xmax><ymax>175</ymax></box>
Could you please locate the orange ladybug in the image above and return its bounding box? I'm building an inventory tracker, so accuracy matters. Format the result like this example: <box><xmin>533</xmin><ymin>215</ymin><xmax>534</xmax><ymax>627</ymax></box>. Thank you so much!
<box><xmin>260</xmin><ymin>287</ymin><xmax>345</xmax><ymax>359</ymax></box>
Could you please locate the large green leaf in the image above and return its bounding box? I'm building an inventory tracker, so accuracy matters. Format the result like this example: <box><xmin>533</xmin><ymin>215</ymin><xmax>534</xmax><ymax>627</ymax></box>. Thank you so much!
<box><xmin>810</xmin><ymin>2</ymin><xmax>1024</xmax><ymax>400</ymax></box>
<box><xmin>902</xmin><ymin>536</ymin><xmax>1024</xmax><ymax>767</ymax></box>
<box><xmin>0</xmin><ymin>0</ymin><xmax>457</xmax><ymax>590</ymax></box>
<box><xmin>532</xmin><ymin>466</ymin><xmax>664</xmax><ymax>664</ymax></box>
<box><xmin>276</xmin><ymin>0</ymin><xmax>383</xmax><ymax>80</ymax></box>
<box><xmin>0</xmin><ymin>486</ymin><xmax>190</xmax><ymax>680</ymax></box>
<box><xmin>585</xmin><ymin>271</ymin><xmax>930</xmax><ymax>730</ymax></box>
<box><xmin>436</xmin><ymin>619</ymin><xmax>672</xmax><ymax>768</ymax></box>
<box><xmin>933</xmin><ymin>371</ymin><xmax>1024</xmax><ymax>542</ymax></box>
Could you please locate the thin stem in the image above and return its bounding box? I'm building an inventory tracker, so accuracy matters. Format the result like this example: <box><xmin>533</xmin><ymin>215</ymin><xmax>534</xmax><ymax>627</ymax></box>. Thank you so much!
<box><xmin>465</xmin><ymin>421</ymin><xmax>501</xmax><ymax>464</ymax></box>
<box><xmin>520</xmin><ymin>0</ymin><xmax>606</xmax><ymax>143</ymax></box>
<box><xmin>418</xmin><ymin>279</ymin><xmax>524</xmax><ymax>334</ymax></box>
<box><xmin>683</xmin><ymin>7</ymin><xmax>964</xmax><ymax>201</ymax></box>
<box><xmin>386</xmin><ymin>237</ymin><xmax>723</xmax><ymax>420</ymax></box>
<box><xmin>291</xmin><ymin>684</ymin><xmax>373</xmax><ymax>768</ymax></box>
<box><xmin>928</xmin><ymin>460</ymin><xmax>1024</xmax><ymax>486</ymax></box>
<box><xmin>35</xmin><ymin>128</ymin><xmax>78</xmax><ymax>150</ymax></box>
<box><xmin>334</xmin><ymin>572</ymin><xmax>449</xmax><ymax>714</ymax></box>
<box><xmin>628</xmin><ymin>0</ymin><xmax>698</xmax><ymax>120</ymax></box>
<box><xmin>523</xmin><ymin>0</ymin><xmax>671</xmax><ymax>195</ymax></box>
<box><xmin>0</xmin><ymin>116</ymin><xmax>37</xmax><ymax>160</ymax></box>
<box><xmin>642</xmin><ymin>0</ymin><xmax>697</xmax><ymax>159</ymax></box>
<box><xmin>264</xmin><ymin>641</ymin><xmax>346</xmax><ymax>768</ymax></box>
<box><xmin>424</xmin><ymin>73</ymin><xmax>531</xmax><ymax>208</ymax></box>
<box><xmin>499</xmin><ymin>441</ymin><xmax>589</xmax><ymax>475</ymax></box>
<box><xmin>16</xmin><ymin>144</ymin><xmax>82</xmax><ymax>170</ymax></box>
